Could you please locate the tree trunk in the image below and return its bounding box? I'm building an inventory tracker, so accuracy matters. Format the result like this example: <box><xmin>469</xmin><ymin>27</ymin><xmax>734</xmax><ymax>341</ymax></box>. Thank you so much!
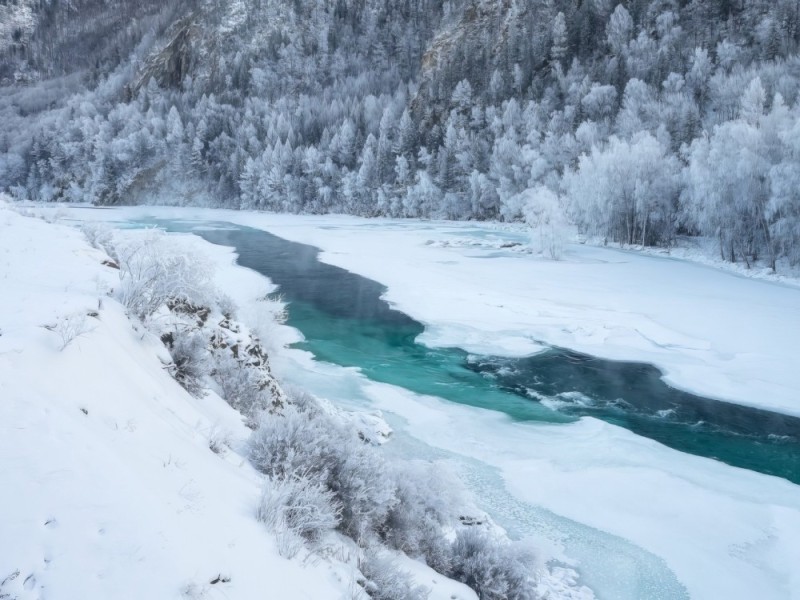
<box><xmin>740</xmin><ymin>247</ymin><xmax>751</xmax><ymax>269</ymax></box>
<box><xmin>760</xmin><ymin>214</ymin><xmax>776</xmax><ymax>272</ymax></box>
<box><xmin>641</xmin><ymin>215</ymin><xmax>648</xmax><ymax>247</ymax></box>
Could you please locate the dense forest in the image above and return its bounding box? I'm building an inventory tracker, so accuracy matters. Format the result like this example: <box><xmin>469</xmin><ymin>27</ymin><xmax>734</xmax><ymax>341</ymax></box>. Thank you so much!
<box><xmin>1</xmin><ymin>0</ymin><xmax>800</xmax><ymax>268</ymax></box>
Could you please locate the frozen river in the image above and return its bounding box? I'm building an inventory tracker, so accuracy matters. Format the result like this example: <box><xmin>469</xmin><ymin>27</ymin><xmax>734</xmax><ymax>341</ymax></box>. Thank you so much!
<box><xmin>77</xmin><ymin>207</ymin><xmax>800</xmax><ymax>600</ymax></box>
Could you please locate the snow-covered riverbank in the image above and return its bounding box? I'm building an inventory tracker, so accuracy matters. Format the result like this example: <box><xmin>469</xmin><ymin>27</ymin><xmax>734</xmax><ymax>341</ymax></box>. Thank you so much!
<box><xmin>2</xmin><ymin>206</ymin><xmax>497</xmax><ymax>600</ymax></box>
<box><xmin>0</xmin><ymin>207</ymin><xmax>372</xmax><ymax>599</ymax></box>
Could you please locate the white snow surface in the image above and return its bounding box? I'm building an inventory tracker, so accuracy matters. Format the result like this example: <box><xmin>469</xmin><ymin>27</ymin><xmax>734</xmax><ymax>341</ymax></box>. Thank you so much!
<box><xmin>0</xmin><ymin>208</ymin><xmax>350</xmax><ymax>599</ymax></box>
<box><xmin>0</xmin><ymin>205</ymin><xmax>480</xmax><ymax>600</ymax></box>
<box><xmin>30</xmin><ymin>205</ymin><xmax>800</xmax><ymax>600</ymax></box>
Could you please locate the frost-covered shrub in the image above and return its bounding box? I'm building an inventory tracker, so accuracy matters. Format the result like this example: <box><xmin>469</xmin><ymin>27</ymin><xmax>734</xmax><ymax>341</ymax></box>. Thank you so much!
<box><xmin>216</xmin><ymin>293</ymin><xmax>237</xmax><ymax>320</ymax></box>
<box><xmin>167</xmin><ymin>330</ymin><xmax>208</xmax><ymax>397</ymax></box>
<box><xmin>115</xmin><ymin>231</ymin><xmax>214</xmax><ymax>321</ymax></box>
<box><xmin>212</xmin><ymin>352</ymin><xmax>273</xmax><ymax>420</ymax></box>
<box><xmin>249</xmin><ymin>407</ymin><xmax>332</xmax><ymax>478</ymax></box>
<box><xmin>207</xmin><ymin>426</ymin><xmax>230</xmax><ymax>455</ymax></box>
<box><xmin>359</xmin><ymin>550</ymin><xmax>430</xmax><ymax>600</ymax></box>
<box><xmin>447</xmin><ymin>529</ymin><xmax>537</xmax><ymax>600</ymax></box>
<box><xmin>382</xmin><ymin>461</ymin><xmax>464</xmax><ymax>572</ymax></box>
<box><xmin>249</xmin><ymin>399</ymin><xmax>540</xmax><ymax>597</ymax></box>
<box><xmin>80</xmin><ymin>222</ymin><xmax>118</xmax><ymax>260</ymax></box>
<box><xmin>284</xmin><ymin>386</ymin><xmax>325</xmax><ymax>417</ymax></box>
<box><xmin>248</xmin><ymin>293</ymin><xmax>289</xmax><ymax>354</ymax></box>
<box><xmin>257</xmin><ymin>471</ymin><xmax>342</xmax><ymax>557</ymax></box>
<box><xmin>249</xmin><ymin>406</ymin><xmax>397</xmax><ymax>544</ymax></box>
<box><xmin>44</xmin><ymin>311</ymin><xmax>94</xmax><ymax>351</ymax></box>
<box><xmin>333</xmin><ymin>433</ymin><xmax>397</xmax><ymax>543</ymax></box>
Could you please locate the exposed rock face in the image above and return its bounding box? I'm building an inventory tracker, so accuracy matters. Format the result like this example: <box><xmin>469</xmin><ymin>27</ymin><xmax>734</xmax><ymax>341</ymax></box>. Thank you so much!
<box><xmin>411</xmin><ymin>0</ymin><xmax>547</xmax><ymax>133</ymax></box>
<box><xmin>418</xmin><ymin>0</ymin><xmax>511</xmax><ymax>76</ymax></box>
<box><xmin>159</xmin><ymin>297</ymin><xmax>287</xmax><ymax>424</ymax></box>
<box><xmin>129</xmin><ymin>16</ymin><xmax>202</xmax><ymax>95</ymax></box>
<box><xmin>211</xmin><ymin>316</ymin><xmax>287</xmax><ymax>411</ymax></box>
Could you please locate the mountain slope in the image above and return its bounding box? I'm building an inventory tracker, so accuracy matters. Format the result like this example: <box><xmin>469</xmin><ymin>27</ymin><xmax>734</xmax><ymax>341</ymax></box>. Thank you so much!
<box><xmin>1</xmin><ymin>0</ymin><xmax>799</xmax><ymax>269</ymax></box>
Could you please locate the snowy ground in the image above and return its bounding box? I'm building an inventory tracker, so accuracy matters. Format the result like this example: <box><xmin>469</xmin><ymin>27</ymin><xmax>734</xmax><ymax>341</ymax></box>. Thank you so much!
<box><xmin>31</xmin><ymin>205</ymin><xmax>800</xmax><ymax>600</ymax></box>
<box><xmin>0</xmin><ymin>204</ymin><xmax>478</xmax><ymax>600</ymax></box>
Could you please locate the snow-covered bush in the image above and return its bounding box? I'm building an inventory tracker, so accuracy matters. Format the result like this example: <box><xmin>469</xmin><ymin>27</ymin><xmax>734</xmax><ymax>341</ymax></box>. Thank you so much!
<box><xmin>247</xmin><ymin>293</ymin><xmax>289</xmax><ymax>354</ymax></box>
<box><xmin>447</xmin><ymin>529</ymin><xmax>538</xmax><ymax>600</ymax></box>
<box><xmin>248</xmin><ymin>405</ymin><xmax>397</xmax><ymax>544</ymax></box>
<box><xmin>383</xmin><ymin>461</ymin><xmax>464</xmax><ymax>572</ymax></box>
<box><xmin>166</xmin><ymin>330</ymin><xmax>208</xmax><ymax>397</ymax></box>
<box><xmin>216</xmin><ymin>293</ymin><xmax>237</xmax><ymax>320</ymax></box>
<box><xmin>257</xmin><ymin>471</ymin><xmax>342</xmax><ymax>557</ymax></box>
<box><xmin>43</xmin><ymin>311</ymin><xmax>94</xmax><ymax>351</ymax></box>
<box><xmin>334</xmin><ymin>434</ymin><xmax>397</xmax><ymax>543</ymax></box>
<box><xmin>283</xmin><ymin>386</ymin><xmax>325</xmax><ymax>417</ymax></box>
<box><xmin>80</xmin><ymin>222</ymin><xmax>118</xmax><ymax>260</ymax></box>
<box><xmin>212</xmin><ymin>352</ymin><xmax>273</xmax><ymax>420</ymax></box>
<box><xmin>249</xmin><ymin>406</ymin><xmax>331</xmax><ymax>478</ymax></box>
<box><xmin>115</xmin><ymin>231</ymin><xmax>214</xmax><ymax>321</ymax></box>
<box><xmin>359</xmin><ymin>550</ymin><xmax>430</xmax><ymax>600</ymax></box>
<box><xmin>206</xmin><ymin>426</ymin><xmax>230</xmax><ymax>455</ymax></box>
<box><xmin>247</xmin><ymin>396</ymin><xmax>539</xmax><ymax>598</ymax></box>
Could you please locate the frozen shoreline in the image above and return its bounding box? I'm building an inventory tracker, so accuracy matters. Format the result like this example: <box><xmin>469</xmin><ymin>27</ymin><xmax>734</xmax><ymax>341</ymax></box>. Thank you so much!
<box><xmin>65</xmin><ymin>205</ymin><xmax>800</xmax><ymax>418</ymax></box>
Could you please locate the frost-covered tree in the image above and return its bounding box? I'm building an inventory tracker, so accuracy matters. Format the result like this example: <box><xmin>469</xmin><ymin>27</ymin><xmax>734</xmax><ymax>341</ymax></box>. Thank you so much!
<box><xmin>521</xmin><ymin>186</ymin><xmax>569</xmax><ymax>259</ymax></box>
<box><xmin>607</xmin><ymin>5</ymin><xmax>633</xmax><ymax>56</ymax></box>
<box><xmin>3</xmin><ymin>0</ymin><xmax>800</xmax><ymax>267</ymax></box>
<box><xmin>684</xmin><ymin>81</ymin><xmax>796</xmax><ymax>270</ymax></box>
<box><xmin>566</xmin><ymin>133</ymin><xmax>681</xmax><ymax>246</ymax></box>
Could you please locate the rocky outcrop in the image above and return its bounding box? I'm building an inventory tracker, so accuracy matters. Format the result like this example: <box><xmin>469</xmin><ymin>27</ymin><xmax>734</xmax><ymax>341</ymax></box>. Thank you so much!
<box><xmin>129</xmin><ymin>16</ymin><xmax>202</xmax><ymax>95</ymax></box>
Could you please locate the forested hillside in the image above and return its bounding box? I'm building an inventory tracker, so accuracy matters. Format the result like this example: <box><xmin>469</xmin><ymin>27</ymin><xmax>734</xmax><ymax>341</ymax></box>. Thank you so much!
<box><xmin>1</xmin><ymin>0</ymin><xmax>799</xmax><ymax>269</ymax></box>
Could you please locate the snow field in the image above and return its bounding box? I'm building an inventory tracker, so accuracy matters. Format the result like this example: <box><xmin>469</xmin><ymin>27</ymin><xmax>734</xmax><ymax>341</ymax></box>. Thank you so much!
<box><xmin>0</xmin><ymin>205</ymin><xmax>480</xmax><ymax>600</ymax></box>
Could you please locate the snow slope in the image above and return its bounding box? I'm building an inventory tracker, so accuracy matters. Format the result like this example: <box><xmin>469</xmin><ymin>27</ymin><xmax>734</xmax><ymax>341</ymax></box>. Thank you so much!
<box><xmin>0</xmin><ymin>203</ymin><xmax>482</xmax><ymax>600</ymax></box>
<box><xmin>0</xmin><ymin>207</ymin><xmax>357</xmax><ymax>599</ymax></box>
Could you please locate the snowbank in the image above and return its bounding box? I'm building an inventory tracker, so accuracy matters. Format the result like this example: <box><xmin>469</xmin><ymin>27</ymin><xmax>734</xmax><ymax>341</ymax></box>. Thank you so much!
<box><xmin>0</xmin><ymin>207</ymin><xmax>351</xmax><ymax>599</ymax></box>
<box><xmin>0</xmin><ymin>204</ymin><xmax>486</xmax><ymax>600</ymax></box>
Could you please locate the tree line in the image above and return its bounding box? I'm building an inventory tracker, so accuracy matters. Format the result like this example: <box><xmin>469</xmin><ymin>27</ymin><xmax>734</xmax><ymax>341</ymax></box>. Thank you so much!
<box><xmin>1</xmin><ymin>0</ymin><xmax>799</xmax><ymax>269</ymax></box>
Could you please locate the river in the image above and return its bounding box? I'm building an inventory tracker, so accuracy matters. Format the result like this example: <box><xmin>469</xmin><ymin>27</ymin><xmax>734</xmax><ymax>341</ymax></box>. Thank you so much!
<box><xmin>133</xmin><ymin>217</ymin><xmax>800</xmax><ymax>599</ymax></box>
